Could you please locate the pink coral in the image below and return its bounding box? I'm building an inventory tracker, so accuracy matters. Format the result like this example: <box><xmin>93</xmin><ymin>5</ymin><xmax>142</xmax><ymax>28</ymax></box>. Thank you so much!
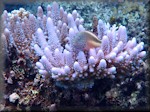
<box><xmin>1</xmin><ymin>2</ymin><xmax>146</xmax><ymax>88</ymax></box>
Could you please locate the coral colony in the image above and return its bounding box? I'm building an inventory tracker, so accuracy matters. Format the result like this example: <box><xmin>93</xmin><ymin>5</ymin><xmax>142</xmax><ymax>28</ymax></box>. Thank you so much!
<box><xmin>1</xmin><ymin>2</ymin><xmax>146</xmax><ymax>89</ymax></box>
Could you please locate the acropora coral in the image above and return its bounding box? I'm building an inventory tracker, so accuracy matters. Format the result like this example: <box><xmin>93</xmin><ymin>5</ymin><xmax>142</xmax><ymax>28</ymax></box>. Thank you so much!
<box><xmin>1</xmin><ymin>2</ymin><xmax>146</xmax><ymax>89</ymax></box>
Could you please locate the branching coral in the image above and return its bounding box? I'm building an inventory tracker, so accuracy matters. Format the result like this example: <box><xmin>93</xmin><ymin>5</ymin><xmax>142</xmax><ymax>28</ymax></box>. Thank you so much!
<box><xmin>1</xmin><ymin>2</ymin><xmax>146</xmax><ymax>89</ymax></box>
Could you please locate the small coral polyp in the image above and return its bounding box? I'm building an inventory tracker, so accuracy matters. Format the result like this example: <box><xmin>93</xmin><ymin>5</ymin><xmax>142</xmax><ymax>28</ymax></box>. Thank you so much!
<box><xmin>2</xmin><ymin>2</ymin><xmax>146</xmax><ymax>88</ymax></box>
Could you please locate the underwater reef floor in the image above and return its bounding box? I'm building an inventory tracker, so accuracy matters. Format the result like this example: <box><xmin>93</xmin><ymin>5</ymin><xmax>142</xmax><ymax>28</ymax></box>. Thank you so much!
<box><xmin>0</xmin><ymin>0</ymin><xmax>150</xmax><ymax>111</ymax></box>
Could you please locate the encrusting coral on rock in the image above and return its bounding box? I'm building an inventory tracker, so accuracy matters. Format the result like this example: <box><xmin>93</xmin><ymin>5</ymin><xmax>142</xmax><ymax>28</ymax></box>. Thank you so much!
<box><xmin>1</xmin><ymin>2</ymin><xmax>147</xmax><ymax>89</ymax></box>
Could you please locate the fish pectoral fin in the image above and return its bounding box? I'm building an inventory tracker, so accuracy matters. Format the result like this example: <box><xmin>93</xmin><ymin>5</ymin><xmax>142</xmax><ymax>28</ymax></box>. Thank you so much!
<box><xmin>87</xmin><ymin>40</ymin><xmax>101</xmax><ymax>48</ymax></box>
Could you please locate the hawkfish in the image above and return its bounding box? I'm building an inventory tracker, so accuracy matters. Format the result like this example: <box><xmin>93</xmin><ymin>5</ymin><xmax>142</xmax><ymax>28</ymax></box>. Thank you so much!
<box><xmin>72</xmin><ymin>31</ymin><xmax>101</xmax><ymax>52</ymax></box>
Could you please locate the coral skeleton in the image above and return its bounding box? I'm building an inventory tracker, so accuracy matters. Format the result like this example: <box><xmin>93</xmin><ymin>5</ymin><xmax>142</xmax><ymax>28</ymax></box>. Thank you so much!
<box><xmin>1</xmin><ymin>2</ymin><xmax>146</xmax><ymax>88</ymax></box>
